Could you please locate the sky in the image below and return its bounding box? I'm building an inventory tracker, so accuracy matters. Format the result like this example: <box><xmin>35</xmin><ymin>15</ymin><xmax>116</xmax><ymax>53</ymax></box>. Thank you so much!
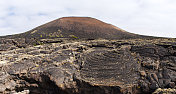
<box><xmin>0</xmin><ymin>0</ymin><xmax>176</xmax><ymax>38</ymax></box>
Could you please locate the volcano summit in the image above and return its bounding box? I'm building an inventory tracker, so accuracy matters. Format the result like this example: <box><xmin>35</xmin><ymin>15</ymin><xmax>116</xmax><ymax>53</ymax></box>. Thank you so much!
<box><xmin>3</xmin><ymin>17</ymin><xmax>151</xmax><ymax>40</ymax></box>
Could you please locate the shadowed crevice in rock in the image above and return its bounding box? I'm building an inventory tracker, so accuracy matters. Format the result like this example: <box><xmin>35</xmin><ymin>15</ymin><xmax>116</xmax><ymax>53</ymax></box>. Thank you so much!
<box><xmin>10</xmin><ymin>73</ymin><xmax>69</xmax><ymax>94</ymax></box>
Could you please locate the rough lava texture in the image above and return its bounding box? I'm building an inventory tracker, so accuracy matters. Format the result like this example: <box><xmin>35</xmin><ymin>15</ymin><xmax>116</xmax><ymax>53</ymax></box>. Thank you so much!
<box><xmin>0</xmin><ymin>38</ymin><xmax>176</xmax><ymax>94</ymax></box>
<box><xmin>0</xmin><ymin>17</ymin><xmax>176</xmax><ymax>94</ymax></box>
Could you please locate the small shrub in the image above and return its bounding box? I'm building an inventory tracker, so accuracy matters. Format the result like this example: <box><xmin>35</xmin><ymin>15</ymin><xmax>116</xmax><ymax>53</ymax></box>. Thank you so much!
<box><xmin>69</xmin><ymin>35</ymin><xmax>78</xmax><ymax>39</ymax></box>
<box><xmin>60</xmin><ymin>34</ymin><xmax>63</xmax><ymax>37</ymax></box>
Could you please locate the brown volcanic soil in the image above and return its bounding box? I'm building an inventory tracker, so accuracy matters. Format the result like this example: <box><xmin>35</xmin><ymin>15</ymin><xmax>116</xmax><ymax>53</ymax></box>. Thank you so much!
<box><xmin>3</xmin><ymin>17</ymin><xmax>152</xmax><ymax>40</ymax></box>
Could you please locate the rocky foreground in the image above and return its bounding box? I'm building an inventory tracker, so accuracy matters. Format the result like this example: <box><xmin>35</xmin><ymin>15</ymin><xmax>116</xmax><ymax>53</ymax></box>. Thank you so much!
<box><xmin>0</xmin><ymin>38</ymin><xmax>176</xmax><ymax>94</ymax></box>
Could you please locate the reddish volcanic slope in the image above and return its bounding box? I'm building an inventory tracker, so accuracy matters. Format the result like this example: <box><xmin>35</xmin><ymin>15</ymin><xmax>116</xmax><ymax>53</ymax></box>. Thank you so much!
<box><xmin>5</xmin><ymin>17</ymin><xmax>151</xmax><ymax>39</ymax></box>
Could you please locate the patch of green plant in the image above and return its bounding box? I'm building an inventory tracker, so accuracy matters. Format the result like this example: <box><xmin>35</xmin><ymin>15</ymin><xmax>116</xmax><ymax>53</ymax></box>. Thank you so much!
<box><xmin>49</xmin><ymin>34</ymin><xmax>53</xmax><ymax>38</ymax></box>
<box><xmin>60</xmin><ymin>34</ymin><xmax>63</xmax><ymax>37</ymax></box>
<box><xmin>69</xmin><ymin>35</ymin><xmax>78</xmax><ymax>39</ymax></box>
<box><xmin>33</xmin><ymin>43</ymin><xmax>37</xmax><ymax>46</ymax></box>
<box><xmin>56</xmin><ymin>35</ymin><xmax>60</xmax><ymax>37</ymax></box>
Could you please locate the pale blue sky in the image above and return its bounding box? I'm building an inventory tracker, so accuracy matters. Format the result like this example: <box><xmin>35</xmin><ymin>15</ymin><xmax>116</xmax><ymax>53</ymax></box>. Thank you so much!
<box><xmin>0</xmin><ymin>0</ymin><xmax>176</xmax><ymax>38</ymax></box>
